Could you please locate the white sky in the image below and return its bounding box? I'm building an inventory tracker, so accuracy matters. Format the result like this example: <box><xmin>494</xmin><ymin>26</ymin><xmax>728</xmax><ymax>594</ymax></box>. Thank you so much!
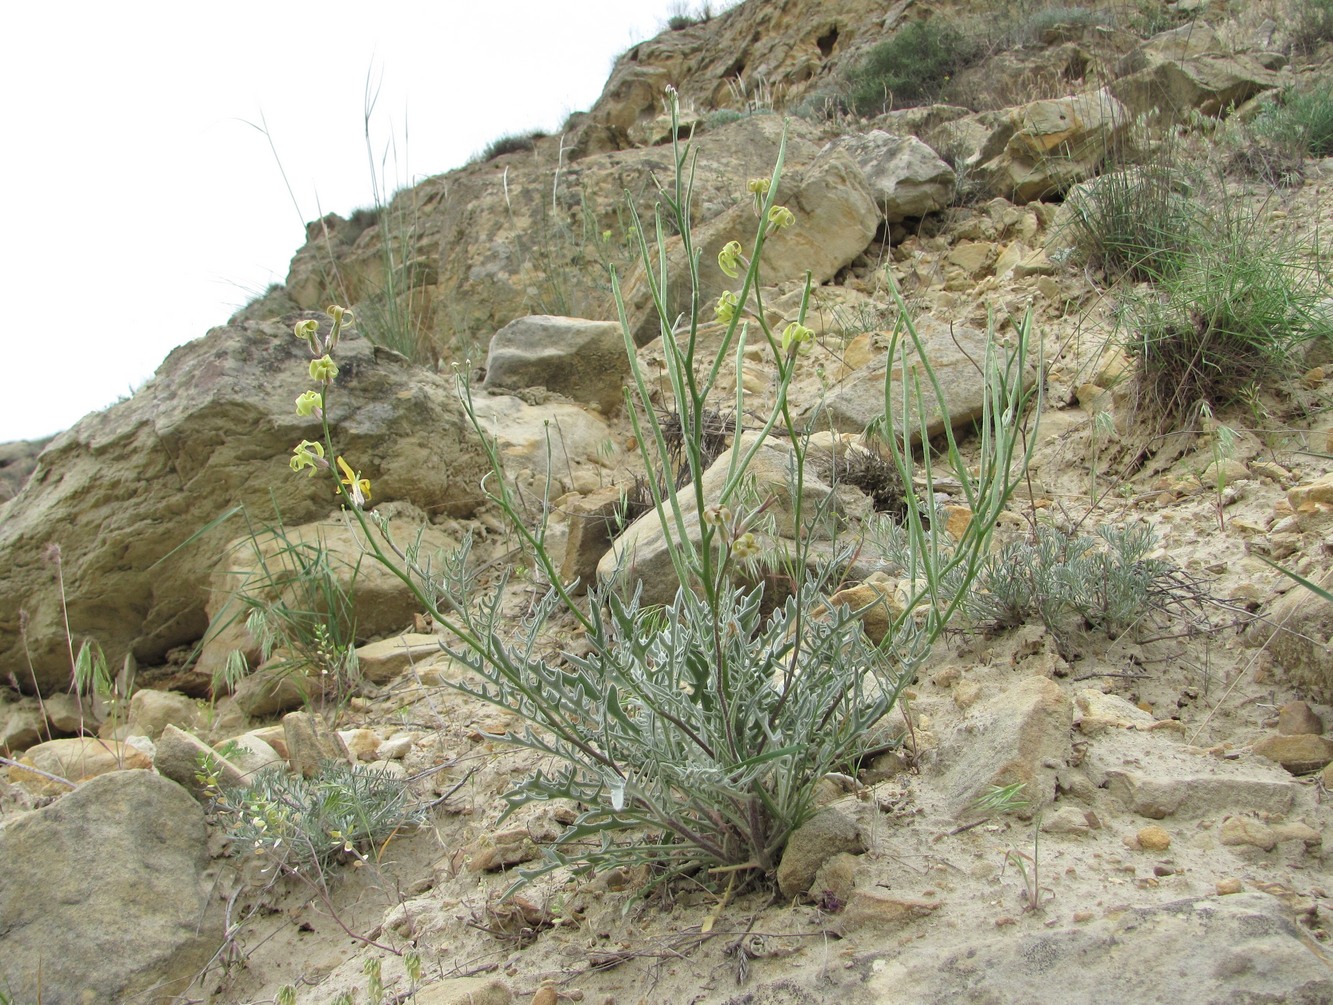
<box><xmin>0</xmin><ymin>1</ymin><xmax>707</xmax><ymax>443</ymax></box>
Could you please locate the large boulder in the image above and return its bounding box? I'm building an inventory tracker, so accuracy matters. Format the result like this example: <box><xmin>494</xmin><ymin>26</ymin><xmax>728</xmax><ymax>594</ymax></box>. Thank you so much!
<box><xmin>974</xmin><ymin>88</ymin><xmax>1129</xmax><ymax>203</ymax></box>
<box><xmin>0</xmin><ymin>320</ymin><xmax>490</xmax><ymax>695</ymax></box>
<box><xmin>597</xmin><ymin>434</ymin><xmax>842</xmax><ymax>606</ymax></box>
<box><xmin>194</xmin><ymin>507</ymin><xmax>461</xmax><ymax>688</ymax></box>
<box><xmin>0</xmin><ymin>770</ymin><xmax>222</xmax><ymax>1003</ymax></box>
<box><xmin>828</xmin><ymin>130</ymin><xmax>956</xmax><ymax>221</ymax></box>
<box><xmin>803</xmin><ymin>317</ymin><xmax>1028</xmax><ymax>441</ymax></box>
<box><xmin>1109</xmin><ymin>24</ymin><xmax>1279</xmax><ymax>121</ymax></box>
<box><xmin>621</xmin><ymin>141</ymin><xmax>881</xmax><ymax>344</ymax></box>
<box><xmin>483</xmin><ymin>315</ymin><xmax>629</xmax><ymax>414</ymax></box>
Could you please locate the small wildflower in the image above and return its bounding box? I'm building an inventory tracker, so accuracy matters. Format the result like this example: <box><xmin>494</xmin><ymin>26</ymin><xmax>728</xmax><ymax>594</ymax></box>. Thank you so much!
<box><xmin>294</xmin><ymin>390</ymin><xmax>322</xmax><ymax>418</ymax></box>
<box><xmin>702</xmin><ymin>504</ymin><xmax>733</xmax><ymax>528</ymax></box>
<box><xmin>781</xmin><ymin>322</ymin><xmax>815</xmax><ymax>357</ymax></box>
<box><xmin>714</xmin><ymin>290</ymin><xmax>739</xmax><ymax>325</ymax></box>
<box><xmin>325</xmin><ymin>304</ymin><xmax>354</xmax><ymax>328</ymax></box>
<box><xmin>718</xmin><ymin>240</ymin><xmax>744</xmax><ymax>279</ymax></box>
<box><xmin>336</xmin><ymin>455</ymin><xmax>372</xmax><ymax>507</ymax></box>
<box><xmin>293</xmin><ymin>318</ymin><xmax>319</xmax><ymax>342</ymax></box>
<box><xmin>767</xmin><ymin>205</ymin><xmax>795</xmax><ymax>230</ymax></box>
<box><xmin>309</xmin><ymin>354</ymin><xmax>338</xmax><ymax>383</ymax></box>
<box><xmin>747</xmin><ymin>177</ymin><xmax>771</xmax><ymax>196</ymax></box>
<box><xmin>732</xmin><ymin>532</ymin><xmax>761</xmax><ymax>560</ymax></box>
<box><xmin>601</xmin><ymin>229</ymin><xmax>613</xmax><ymax>242</ymax></box>
<box><xmin>289</xmin><ymin>439</ymin><xmax>326</xmax><ymax>476</ymax></box>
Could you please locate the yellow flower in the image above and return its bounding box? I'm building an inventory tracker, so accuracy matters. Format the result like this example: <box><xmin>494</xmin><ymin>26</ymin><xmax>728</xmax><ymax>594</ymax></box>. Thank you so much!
<box><xmin>309</xmin><ymin>354</ymin><xmax>338</xmax><ymax>383</ymax></box>
<box><xmin>732</xmin><ymin>532</ymin><xmax>761</xmax><ymax>560</ymax></box>
<box><xmin>714</xmin><ymin>290</ymin><xmax>739</xmax><ymax>324</ymax></box>
<box><xmin>747</xmin><ymin>177</ymin><xmax>771</xmax><ymax>196</ymax></box>
<box><xmin>718</xmin><ymin>240</ymin><xmax>744</xmax><ymax>279</ymax></box>
<box><xmin>336</xmin><ymin>455</ymin><xmax>372</xmax><ymax>507</ymax></box>
<box><xmin>293</xmin><ymin>319</ymin><xmax>319</xmax><ymax>341</ymax></box>
<box><xmin>289</xmin><ymin>439</ymin><xmax>326</xmax><ymax>476</ymax></box>
<box><xmin>767</xmin><ymin>205</ymin><xmax>795</xmax><ymax>230</ymax></box>
<box><xmin>702</xmin><ymin>504</ymin><xmax>733</xmax><ymax>528</ymax></box>
<box><xmin>781</xmin><ymin>322</ymin><xmax>815</xmax><ymax>357</ymax></box>
<box><xmin>325</xmin><ymin>305</ymin><xmax>354</xmax><ymax>328</ymax></box>
<box><xmin>295</xmin><ymin>390</ymin><xmax>322</xmax><ymax>417</ymax></box>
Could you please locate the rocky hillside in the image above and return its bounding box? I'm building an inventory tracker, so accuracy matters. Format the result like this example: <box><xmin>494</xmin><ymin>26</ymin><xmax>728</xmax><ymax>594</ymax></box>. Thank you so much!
<box><xmin>3</xmin><ymin>1</ymin><xmax>1333</xmax><ymax>1003</ymax></box>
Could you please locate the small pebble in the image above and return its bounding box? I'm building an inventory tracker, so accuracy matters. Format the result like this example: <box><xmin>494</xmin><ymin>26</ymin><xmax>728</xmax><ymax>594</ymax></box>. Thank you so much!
<box><xmin>1216</xmin><ymin>877</ymin><xmax>1244</xmax><ymax>896</ymax></box>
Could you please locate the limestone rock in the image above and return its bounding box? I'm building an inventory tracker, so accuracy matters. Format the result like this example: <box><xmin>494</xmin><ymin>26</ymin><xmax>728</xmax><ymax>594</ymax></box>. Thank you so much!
<box><xmin>1246</xmin><ymin>584</ymin><xmax>1333</xmax><ymax>703</ymax></box>
<box><xmin>598</xmin><ymin>435</ymin><xmax>841</xmax><ymax>606</ymax></box>
<box><xmin>0</xmin><ymin>324</ymin><xmax>490</xmax><ymax>696</ymax></box>
<box><xmin>483</xmin><ymin>315</ymin><xmax>629</xmax><ymax>414</ymax></box>
<box><xmin>195</xmin><ymin>509</ymin><xmax>458</xmax><ymax>688</ymax></box>
<box><xmin>1277</xmin><ymin>700</ymin><xmax>1325</xmax><ymax>735</ymax></box>
<box><xmin>283</xmin><ymin>710</ymin><xmax>351</xmax><ymax>777</ymax></box>
<box><xmin>621</xmin><ymin>136</ymin><xmax>879</xmax><ymax>345</ymax></box>
<box><xmin>975</xmin><ymin>88</ymin><xmax>1129</xmax><ymax>202</ymax></box>
<box><xmin>126</xmin><ymin>688</ymin><xmax>201</xmax><ymax>740</ymax></box>
<box><xmin>1110</xmin><ymin>26</ymin><xmax>1279</xmax><ymax>120</ymax></box>
<box><xmin>938</xmin><ymin>675</ymin><xmax>1072</xmax><ymax>819</ymax></box>
<box><xmin>221</xmin><ymin>731</ymin><xmax>285</xmax><ymax>777</ymax></box>
<box><xmin>0</xmin><ymin>771</ymin><xmax>222</xmax><ymax>1004</ymax></box>
<box><xmin>463</xmin><ymin>827</ymin><xmax>542</xmax><ymax>872</ymax></box>
<box><xmin>8</xmin><ymin>737</ymin><xmax>152</xmax><ymax>793</ymax></box>
<box><xmin>467</xmin><ymin>392</ymin><xmax>620</xmax><ymax>500</ymax></box>
<box><xmin>559</xmin><ymin>485</ymin><xmax>625</xmax><ymax>593</ymax></box>
<box><xmin>806</xmin><ymin>316</ymin><xmax>1032</xmax><ymax>442</ymax></box>
<box><xmin>0</xmin><ymin>692</ymin><xmax>48</xmax><ymax>753</ymax></box>
<box><xmin>834</xmin><ymin>890</ymin><xmax>940</xmax><ymax>934</ymax></box>
<box><xmin>154</xmin><ymin>723</ymin><xmax>246</xmax><ymax>798</ymax></box>
<box><xmin>231</xmin><ymin>660</ymin><xmax>310</xmax><ymax>718</ymax></box>
<box><xmin>828</xmin><ymin>130</ymin><xmax>955</xmax><ymax>221</ymax></box>
<box><xmin>1251</xmin><ymin>733</ymin><xmax>1333</xmax><ymax>775</ymax></box>
<box><xmin>860</xmin><ymin>894</ymin><xmax>1333</xmax><ymax>1004</ymax></box>
<box><xmin>354</xmin><ymin>633</ymin><xmax>443</xmax><ymax>684</ymax></box>
<box><xmin>777</xmin><ymin>804</ymin><xmax>864</xmax><ymax>900</ymax></box>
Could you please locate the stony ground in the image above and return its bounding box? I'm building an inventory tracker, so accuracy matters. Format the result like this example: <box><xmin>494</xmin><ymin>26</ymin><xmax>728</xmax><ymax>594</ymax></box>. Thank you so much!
<box><xmin>184</xmin><ymin>163</ymin><xmax>1333</xmax><ymax>1005</ymax></box>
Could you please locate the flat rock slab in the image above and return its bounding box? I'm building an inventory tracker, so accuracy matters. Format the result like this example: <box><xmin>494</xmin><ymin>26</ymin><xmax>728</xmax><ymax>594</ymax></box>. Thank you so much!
<box><xmin>856</xmin><ymin>893</ymin><xmax>1332</xmax><ymax>1005</ymax></box>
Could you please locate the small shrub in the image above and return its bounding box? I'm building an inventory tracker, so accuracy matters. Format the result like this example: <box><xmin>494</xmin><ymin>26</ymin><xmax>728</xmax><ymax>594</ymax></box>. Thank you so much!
<box><xmin>968</xmin><ymin>523</ymin><xmax>1197</xmax><ymax>647</ymax></box>
<box><xmin>215</xmin><ymin>760</ymin><xmax>422</xmax><ymax>876</ymax></box>
<box><xmin>1291</xmin><ymin>0</ymin><xmax>1333</xmax><ymax>56</ymax></box>
<box><xmin>481</xmin><ymin>130</ymin><xmax>547</xmax><ymax>162</ymax></box>
<box><xmin>272</xmin><ymin>93</ymin><xmax>1037</xmax><ymax>894</ymax></box>
<box><xmin>845</xmin><ymin>19</ymin><xmax>982</xmax><ymax>115</ymax></box>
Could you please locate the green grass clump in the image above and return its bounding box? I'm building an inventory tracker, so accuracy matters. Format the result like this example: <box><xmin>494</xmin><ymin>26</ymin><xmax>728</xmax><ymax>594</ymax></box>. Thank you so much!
<box><xmin>481</xmin><ymin>129</ymin><xmax>548</xmax><ymax>162</ymax></box>
<box><xmin>1065</xmin><ymin>166</ymin><xmax>1199</xmax><ymax>282</ymax></box>
<box><xmin>845</xmin><ymin>20</ymin><xmax>981</xmax><ymax>115</ymax></box>
<box><xmin>1291</xmin><ymin>0</ymin><xmax>1333</xmax><ymax>56</ymax></box>
<box><xmin>1254</xmin><ymin>83</ymin><xmax>1333</xmax><ymax>158</ymax></box>
<box><xmin>1127</xmin><ymin>209</ymin><xmax>1330</xmax><ymax>418</ymax></box>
